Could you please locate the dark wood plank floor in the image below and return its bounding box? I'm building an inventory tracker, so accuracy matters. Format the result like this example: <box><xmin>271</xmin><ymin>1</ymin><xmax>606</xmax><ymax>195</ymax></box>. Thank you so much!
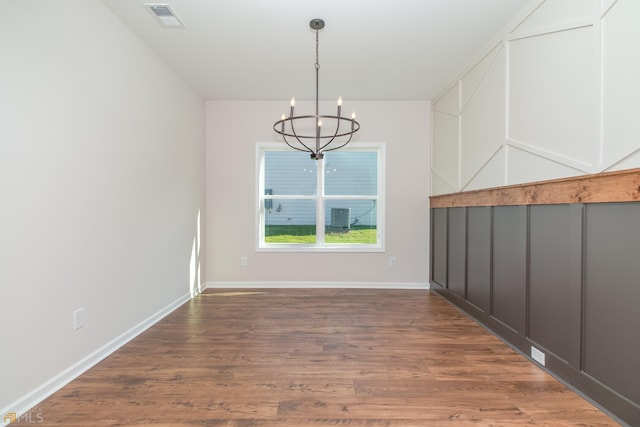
<box><xmin>30</xmin><ymin>289</ymin><xmax>618</xmax><ymax>426</ymax></box>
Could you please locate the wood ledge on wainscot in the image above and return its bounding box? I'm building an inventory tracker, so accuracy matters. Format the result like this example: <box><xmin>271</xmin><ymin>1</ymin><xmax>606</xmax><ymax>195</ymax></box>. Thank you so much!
<box><xmin>430</xmin><ymin>168</ymin><xmax>640</xmax><ymax>208</ymax></box>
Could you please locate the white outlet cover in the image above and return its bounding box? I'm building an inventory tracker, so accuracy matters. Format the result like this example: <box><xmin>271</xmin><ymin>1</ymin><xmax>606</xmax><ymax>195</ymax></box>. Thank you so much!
<box><xmin>531</xmin><ymin>346</ymin><xmax>545</xmax><ymax>366</ymax></box>
<box><xmin>73</xmin><ymin>308</ymin><xmax>84</xmax><ymax>330</ymax></box>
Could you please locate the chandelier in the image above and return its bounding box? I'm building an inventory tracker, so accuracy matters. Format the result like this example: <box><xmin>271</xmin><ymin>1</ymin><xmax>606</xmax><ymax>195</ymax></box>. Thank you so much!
<box><xmin>273</xmin><ymin>19</ymin><xmax>360</xmax><ymax>160</ymax></box>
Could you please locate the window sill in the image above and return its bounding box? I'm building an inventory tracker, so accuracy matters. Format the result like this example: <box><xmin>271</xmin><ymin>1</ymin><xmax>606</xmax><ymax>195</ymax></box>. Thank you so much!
<box><xmin>257</xmin><ymin>243</ymin><xmax>384</xmax><ymax>253</ymax></box>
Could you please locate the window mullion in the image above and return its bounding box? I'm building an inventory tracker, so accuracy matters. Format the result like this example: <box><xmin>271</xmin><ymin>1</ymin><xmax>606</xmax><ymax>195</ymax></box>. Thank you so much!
<box><xmin>316</xmin><ymin>158</ymin><xmax>325</xmax><ymax>245</ymax></box>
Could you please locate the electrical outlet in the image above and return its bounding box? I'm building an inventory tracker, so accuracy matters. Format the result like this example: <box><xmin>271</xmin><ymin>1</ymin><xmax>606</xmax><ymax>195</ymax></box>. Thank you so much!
<box><xmin>73</xmin><ymin>308</ymin><xmax>84</xmax><ymax>330</ymax></box>
<box><xmin>389</xmin><ymin>257</ymin><xmax>396</xmax><ymax>267</ymax></box>
<box><xmin>241</xmin><ymin>256</ymin><xmax>248</xmax><ymax>266</ymax></box>
<box><xmin>531</xmin><ymin>346</ymin><xmax>545</xmax><ymax>366</ymax></box>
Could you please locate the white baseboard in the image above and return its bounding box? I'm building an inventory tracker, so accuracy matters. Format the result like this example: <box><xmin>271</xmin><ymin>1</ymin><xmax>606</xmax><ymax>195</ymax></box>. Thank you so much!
<box><xmin>206</xmin><ymin>281</ymin><xmax>430</xmax><ymax>290</ymax></box>
<box><xmin>1</xmin><ymin>292</ymin><xmax>192</xmax><ymax>427</ymax></box>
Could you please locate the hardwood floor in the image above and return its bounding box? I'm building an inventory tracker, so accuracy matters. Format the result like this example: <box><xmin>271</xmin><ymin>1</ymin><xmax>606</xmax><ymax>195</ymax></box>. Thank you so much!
<box><xmin>30</xmin><ymin>289</ymin><xmax>618</xmax><ymax>426</ymax></box>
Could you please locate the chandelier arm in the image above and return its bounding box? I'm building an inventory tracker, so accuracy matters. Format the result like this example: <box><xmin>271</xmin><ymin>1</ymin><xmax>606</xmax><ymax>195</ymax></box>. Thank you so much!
<box><xmin>288</xmin><ymin>115</ymin><xmax>316</xmax><ymax>153</ymax></box>
<box><xmin>287</xmin><ymin>134</ymin><xmax>315</xmax><ymax>154</ymax></box>
<box><xmin>318</xmin><ymin>112</ymin><xmax>343</xmax><ymax>152</ymax></box>
<box><xmin>321</xmin><ymin>132</ymin><xmax>355</xmax><ymax>153</ymax></box>
<box><xmin>281</xmin><ymin>135</ymin><xmax>315</xmax><ymax>153</ymax></box>
<box><xmin>321</xmin><ymin>117</ymin><xmax>360</xmax><ymax>152</ymax></box>
<box><xmin>316</xmin><ymin>116</ymin><xmax>360</xmax><ymax>147</ymax></box>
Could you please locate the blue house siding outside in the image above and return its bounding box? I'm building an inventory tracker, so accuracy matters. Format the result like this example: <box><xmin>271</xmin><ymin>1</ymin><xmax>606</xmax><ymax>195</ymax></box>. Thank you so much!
<box><xmin>264</xmin><ymin>151</ymin><xmax>378</xmax><ymax>227</ymax></box>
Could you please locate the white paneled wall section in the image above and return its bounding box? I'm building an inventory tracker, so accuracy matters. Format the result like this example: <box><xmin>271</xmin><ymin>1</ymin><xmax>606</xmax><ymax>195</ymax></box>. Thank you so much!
<box><xmin>431</xmin><ymin>0</ymin><xmax>640</xmax><ymax>194</ymax></box>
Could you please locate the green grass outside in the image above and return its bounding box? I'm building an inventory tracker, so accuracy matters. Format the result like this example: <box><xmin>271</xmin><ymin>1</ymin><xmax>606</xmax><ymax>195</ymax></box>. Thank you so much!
<box><xmin>265</xmin><ymin>225</ymin><xmax>377</xmax><ymax>244</ymax></box>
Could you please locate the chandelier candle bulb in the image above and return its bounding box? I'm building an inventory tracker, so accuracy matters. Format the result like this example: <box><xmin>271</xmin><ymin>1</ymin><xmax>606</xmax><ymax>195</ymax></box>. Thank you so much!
<box><xmin>338</xmin><ymin>96</ymin><xmax>343</xmax><ymax>106</ymax></box>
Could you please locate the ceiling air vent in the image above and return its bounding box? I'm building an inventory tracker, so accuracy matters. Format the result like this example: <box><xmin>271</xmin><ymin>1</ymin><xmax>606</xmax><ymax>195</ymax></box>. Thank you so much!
<box><xmin>145</xmin><ymin>3</ymin><xmax>185</xmax><ymax>28</ymax></box>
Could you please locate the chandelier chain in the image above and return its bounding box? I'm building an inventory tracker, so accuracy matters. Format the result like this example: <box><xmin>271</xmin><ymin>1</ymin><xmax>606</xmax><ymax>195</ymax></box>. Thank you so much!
<box><xmin>315</xmin><ymin>27</ymin><xmax>320</xmax><ymax>70</ymax></box>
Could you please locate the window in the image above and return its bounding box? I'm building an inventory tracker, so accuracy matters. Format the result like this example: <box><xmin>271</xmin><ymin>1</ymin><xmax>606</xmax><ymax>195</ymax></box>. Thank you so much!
<box><xmin>257</xmin><ymin>143</ymin><xmax>384</xmax><ymax>251</ymax></box>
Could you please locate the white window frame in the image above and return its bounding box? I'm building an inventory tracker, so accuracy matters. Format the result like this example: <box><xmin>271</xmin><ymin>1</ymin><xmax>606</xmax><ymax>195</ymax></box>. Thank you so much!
<box><xmin>256</xmin><ymin>142</ymin><xmax>385</xmax><ymax>252</ymax></box>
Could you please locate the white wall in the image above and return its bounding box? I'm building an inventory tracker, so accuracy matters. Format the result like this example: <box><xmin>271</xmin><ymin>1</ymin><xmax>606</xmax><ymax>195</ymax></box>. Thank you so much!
<box><xmin>0</xmin><ymin>0</ymin><xmax>205</xmax><ymax>419</ymax></box>
<box><xmin>431</xmin><ymin>0</ymin><xmax>640</xmax><ymax>194</ymax></box>
<box><xmin>206</xmin><ymin>100</ymin><xmax>430</xmax><ymax>287</ymax></box>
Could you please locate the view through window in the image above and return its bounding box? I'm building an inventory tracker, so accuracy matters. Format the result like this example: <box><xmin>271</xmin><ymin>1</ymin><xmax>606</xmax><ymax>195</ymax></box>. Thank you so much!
<box><xmin>257</xmin><ymin>144</ymin><xmax>384</xmax><ymax>251</ymax></box>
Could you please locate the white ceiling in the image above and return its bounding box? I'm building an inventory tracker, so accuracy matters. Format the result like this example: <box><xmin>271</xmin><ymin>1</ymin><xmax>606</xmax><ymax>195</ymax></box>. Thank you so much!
<box><xmin>102</xmin><ymin>0</ymin><xmax>530</xmax><ymax>101</ymax></box>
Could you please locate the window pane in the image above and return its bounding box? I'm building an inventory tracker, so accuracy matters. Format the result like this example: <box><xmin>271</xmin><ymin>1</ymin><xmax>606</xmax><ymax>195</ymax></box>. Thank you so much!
<box><xmin>324</xmin><ymin>152</ymin><xmax>377</xmax><ymax>196</ymax></box>
<box><xmin>265</xmin><ymin>151</ymin><xmax>316</xmax><ymax>196</ymax></box>
<box><xmin>325</xmin><ymin>199</ymin><xmax>377</xmax><ymax>244</ymax></box>
<box><xmin>265</xmin><ymin>199</ymin><xmax>316</xmax><ymax>243</ymax></box>
<box><xmin>259</xmin><ymin>143</ymin><xmax>384</xmax><ymax>251</ymax></box>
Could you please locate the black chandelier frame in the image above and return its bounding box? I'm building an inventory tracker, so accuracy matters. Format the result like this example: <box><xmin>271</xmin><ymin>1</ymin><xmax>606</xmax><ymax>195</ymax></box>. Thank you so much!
<box><xmin>273</xmin><ymin>19</ymin><xmax>360</xmax><ymax>160</ymax></box>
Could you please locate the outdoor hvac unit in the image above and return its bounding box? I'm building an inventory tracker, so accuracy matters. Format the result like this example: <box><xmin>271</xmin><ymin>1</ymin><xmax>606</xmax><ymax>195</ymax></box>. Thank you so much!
<box><xmin>330</xmin><ymin>208</ymin><xmax>351</xmax><ymax>230</ymax></box>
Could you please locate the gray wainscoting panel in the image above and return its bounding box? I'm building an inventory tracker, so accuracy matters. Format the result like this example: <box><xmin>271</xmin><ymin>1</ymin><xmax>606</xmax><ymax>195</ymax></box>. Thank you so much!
<box><xmin>584</xmin><ymin>202</ymin><xmax>640</xmax><ymax>405</ymax></box>
<box><xmin>492</xmin><ymin>206</ymin><xmax>527</xmax><ymax>334</ymax></box>
<box><xmin>430</xmin><ymin>192</ymin><xmax>640</xmax><ymax>424</ymax></box>
<box><xmin>431</xmin><ymin>208</ymin><xmax>448</xmax><ymax>287</ymax></box>
<box><xmin>467</xmin><ymin>207</ymin><xmax>491</xmax><ymax>313</ymax></box>
<box><xmin>528</xmin><ymin>204</ymin><xmax>582</xmax><ymax>368</ymax></box>
<box><xmin>447</xmin><ymin>207</ymin><xmax>467</xmax><ymax>297</ymax></box>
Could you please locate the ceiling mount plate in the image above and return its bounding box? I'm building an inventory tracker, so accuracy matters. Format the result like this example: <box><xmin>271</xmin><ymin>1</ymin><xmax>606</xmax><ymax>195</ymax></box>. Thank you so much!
<box><xmin>310</xmin><ymin>19</ymin><xmax>325</xmax><ymax>30</ymax></box>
